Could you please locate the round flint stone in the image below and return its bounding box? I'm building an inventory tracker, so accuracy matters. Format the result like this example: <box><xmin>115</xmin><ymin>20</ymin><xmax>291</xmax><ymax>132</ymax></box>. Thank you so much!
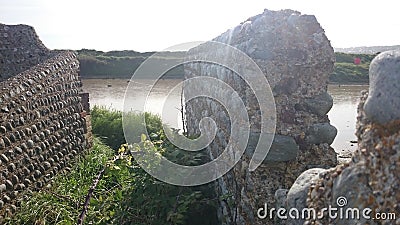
<box><xmin>304</xmin><ymin>92</ymin><xmax>333</xmax><ymax>116</ymax></box>
<box><xmin>364</xmin><ymin>50</ymin><xmax>400</xmax><ymax>124</ymax></box>
<box><xmin>306</xmin><ymin>123</ymin><xmax>337</xmax><ymax>145</ymax></box>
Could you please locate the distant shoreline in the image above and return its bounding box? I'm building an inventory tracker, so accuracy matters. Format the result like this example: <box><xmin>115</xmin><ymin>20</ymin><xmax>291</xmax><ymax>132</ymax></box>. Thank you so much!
<box><xmin>328</xmin><ymin>81</ymin><xmax>369</xmax><ymax>85</ymax></box>
<box><xmin>80</xmin><ymin>77</ymin><xmax>369</xmax><ymax>86</ymax></box>
<box><xmin>77</xmin><ymin>50</ymin><xmax>374</xmax><ymax>84</ymax></box>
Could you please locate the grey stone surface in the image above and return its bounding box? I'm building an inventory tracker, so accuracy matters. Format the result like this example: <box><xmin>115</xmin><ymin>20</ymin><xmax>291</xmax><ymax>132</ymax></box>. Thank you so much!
<box><xmin>0</xmin><ymin>24</ymin><xmax>92</xmax><ymax>220</ymax></box>
<box><xmin>331</xmin><ymin>166</ymin><xmax>376</xmax><ymax>225</ymax></box>
<box><xmin>305</xmin><ymin>87</ymin><xmax>398</xmax><ymax>225</ymax></box>
<box><xmin>364</xmin><ymin>50</ymin><xmax>400</xmax><ymax>124</ymax></box>
<box><xmin>306</xmin><ymin>123</ymin><xmax>337</xmax><ymax>145</ymax></box>
<box><xmin>304</xmin><ymin>92</ymin><xmax>333</xmax><ymax>116</ymax></box>
<box><xmin>0</xmin><ymin>23</ymin><xmax>52</xmax><ymax>81</ymax></box>
<box><xmin>274</xmin><ymin>189</ymin><xmax>289</xmax><ymax>225</ymax></box>
<box><xmin>286</xmin><ymin>168</ymin><xmax>326</xmax><ymax>225</ymax></box>
<box><xmin>245</xmin><ymin>133</ymin><xmax>299</xmax><ymax>162</ymax></box>
<box><xmin>184</xmin><ymin>9</ymin><xmax>336</xmax><ymax>225</ymax></box>
<box><xmin>275</xmin><ymin>189</ymin><xmax>288</xmax><ymax>209</ymax></box>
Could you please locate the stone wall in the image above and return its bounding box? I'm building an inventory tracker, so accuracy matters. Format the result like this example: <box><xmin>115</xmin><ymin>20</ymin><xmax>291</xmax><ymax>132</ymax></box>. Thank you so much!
<box><xmin>0</xmin><ymin>23</ymin><xmax>53</xmax><ymax>81</ymax></box>
<box><xmin>184</xmin><ymin>9</ymin><xmax>337</xmax><ymax>224</ymax></box>
<box><xmin>288</xmin><ymin>51</ymin><xmax>400</xmax><ymax>225</ymax></box>
<box><xmin>0</xmin><ymin>25</ymin><xmax>92</xmax><ymax>220</ymax></box>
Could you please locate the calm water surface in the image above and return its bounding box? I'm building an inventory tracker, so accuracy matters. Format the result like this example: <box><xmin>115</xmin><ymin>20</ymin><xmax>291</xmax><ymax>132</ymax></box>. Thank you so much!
<box><xmin>82</xmin><ymin>79</ymin><xmax>184</xmax><ymax>129</ymax></box>
<box><xmin>328</xmin><ymin>84</ymin><xmax>368</xmax><ymax>153</ymax></box>
<box><xmin>82</xmin><ymin>79</ymin><xmax>368</xmax><ymax>154</ymax></box>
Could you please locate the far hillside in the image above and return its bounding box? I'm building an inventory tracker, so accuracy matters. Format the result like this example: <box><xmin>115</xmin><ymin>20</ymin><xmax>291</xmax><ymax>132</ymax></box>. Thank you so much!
<box><xmin>77</xmin><ymin>49</ymin><xmax>185</xmax><ymax>79</ymax></box>
<box><xmin>77</xmin><ymin>49</ymin><xmax>375</xmax><ymax>84</ymax></box>
<box><xmin>330</xmin><ymin>52</ymin><xmax>377</xmax><ymax>84</ymax></box>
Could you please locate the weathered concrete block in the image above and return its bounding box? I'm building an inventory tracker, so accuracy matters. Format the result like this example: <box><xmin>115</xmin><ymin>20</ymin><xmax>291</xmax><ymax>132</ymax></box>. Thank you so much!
<box><xmin>364</xmin><ymin>50</ymin><xmax>400</xmax><ymax>124</ymax></box>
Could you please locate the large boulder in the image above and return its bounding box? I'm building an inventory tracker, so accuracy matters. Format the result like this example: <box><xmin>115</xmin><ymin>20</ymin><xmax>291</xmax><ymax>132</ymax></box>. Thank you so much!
<box><xmin>364</xmin><ymin>50</ymin><xmax>400</xmax><ymax>124</ymax></box>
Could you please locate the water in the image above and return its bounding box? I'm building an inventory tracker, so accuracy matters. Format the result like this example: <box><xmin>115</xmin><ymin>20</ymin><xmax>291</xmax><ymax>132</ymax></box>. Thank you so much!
<box><xmin>81</xmin><ymin>79</ymin><xmax>368</xmax><ymax>154</ymax></box>
<box><xmin>82</xmin><ymin>79</ymin><xmax>184</xmax><ymax>129</ymax></box>
<box><xmin>328</xmin><ymin>84</ymin><xmax>368</xmax><ymax>154</ymax></box>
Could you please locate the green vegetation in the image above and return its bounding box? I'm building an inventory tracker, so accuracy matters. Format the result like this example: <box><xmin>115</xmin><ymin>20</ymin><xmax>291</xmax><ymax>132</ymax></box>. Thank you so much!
<box><xmin>329</xmin><ymin>52</ymin><xmax>378</xmax><ymax>84</ymax></box>
<box><xmin>77</xmin><ymin>49</ymin><xmax>184</xmax><ymax>79</ymax></box>
<box><xmin>77</xmin><ymin>49</ymin><xmax>377</xmax><ymax>84</ymax></box>
<box><xmin>7</xmin><ymin>107</ymin><xmax>217</xmax><ymax>225</ymax></box>
<box><xmin>5</xmin><ymin>138</ymin><xmax>113</xmax><ymax>224</ymax></box>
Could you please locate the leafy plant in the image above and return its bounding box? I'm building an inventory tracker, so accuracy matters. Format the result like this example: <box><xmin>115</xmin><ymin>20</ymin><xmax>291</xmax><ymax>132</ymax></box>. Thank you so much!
<box><xmin>9</xmin><ymin>109</ymin><xmax>218</xmax><ymax>225</ymax></box>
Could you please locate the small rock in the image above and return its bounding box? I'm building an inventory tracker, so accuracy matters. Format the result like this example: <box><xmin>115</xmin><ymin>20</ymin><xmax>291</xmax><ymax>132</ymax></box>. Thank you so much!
<box><xmin>14</xmin><ymin>146</ymin><xmax>22</xmax><ymax>154</ymax></box>
<box><xmin>8</xmin><ymin>163</ymin><xmax>16</xmax><ymax>172</ymax></box>
<box><xmin>0</xmin><ymin>154</ymin><xmax>9</xmax><ymax>163</ymax></box>
<box><xmin>245</xmin><ymin>133</ymin><xmax>299</xmax><ymax>162</ymax></box>
<box><xmin>10</xmin><ymin>204</ymin><xmax>17</xmax><ymax>213</ymax></box>
<box><xmin>3</xmin><ymin>137</ymin><xmax>11</xmax><ymax>146</ymax></box>
<box><xmin>274</xmin><ymin>189</ymin><xmax>288</xmax><ymax>209</ymax></box>
<box><xmin>27</xmin><ymin>140</ymin><xmax>34</xmax><ymax>148</ymax></box>
<box><xmin>304</xmin><ymin>92</ymin><xmax>333</xmax><ymax>116</ymax></box>
<box><xmin>15</xmin><ymin>183</ymin><xmax>25</xmax><ymax>191</ymax></box>
<box><xmin>11</xmin><ymin>175</ymin><xmax>19</xmax><ymax>184</ymax></box>
<box><xmin>0</xmin><ymin>184</ymin><xmax>6</xmax><ymax>192</ymax></box>
<box><xmin>5</xmin><ymin>122</ymin><xmax>14</xmax><ymax>131</ymax></box>
<box><xmin>3</xmin><ymin>195</ymin><xmax>11</xmax><ymax>203</ymax></box>
<box><xmin>286</xmin><ymin>168</ymin><xmax>326</xmax><ymax>225</ymax></box>
<box><xmin>1</xmin><ymin>106</ymin><xmax>9</xmax><ymax>113</ymax></box>
<box><xmin>306</xmin><ymin>123</ymin><xmax>337</xmax><ymax>145</ymax></box>
<box><xmin>5</xmin><ymin>180</ymin><xmax>13</xmax><ymax>191</ymax></box>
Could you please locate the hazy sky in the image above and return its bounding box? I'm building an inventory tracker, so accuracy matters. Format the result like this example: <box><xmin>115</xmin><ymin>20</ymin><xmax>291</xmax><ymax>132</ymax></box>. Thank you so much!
<box><xmin>1</xmin><ymin>0</ymin><xmax>398</xmax><ymax>52</ymax></box>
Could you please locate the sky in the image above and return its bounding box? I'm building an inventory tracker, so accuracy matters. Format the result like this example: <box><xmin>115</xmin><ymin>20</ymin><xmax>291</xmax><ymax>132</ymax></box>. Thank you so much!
<box><xmin>0</xmin><ymin>0</ymin><xmax>399</xmax><ymax>52</ymax></box>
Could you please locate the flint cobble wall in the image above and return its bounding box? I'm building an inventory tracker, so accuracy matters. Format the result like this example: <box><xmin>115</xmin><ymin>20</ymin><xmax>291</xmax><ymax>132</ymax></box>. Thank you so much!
<box><xmin>0</xmin><ymin>24</ymin><xmax>91</xmax><ymax>220</ymax></box>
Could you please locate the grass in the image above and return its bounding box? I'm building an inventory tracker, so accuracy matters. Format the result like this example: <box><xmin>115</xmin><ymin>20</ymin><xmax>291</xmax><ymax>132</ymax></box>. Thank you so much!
<box><xmin>7</xmin><ymin>108</ymin><xmax>218</xmax><ymax>225</ymax></box>
<box><xmin>4</xmin><ymin>137</ymin><xmax>113</xmax><ymax>225</ymax></box>
<box><xmin>328</xmin><ymin>52</ymin><xmax>377</xmax><ymax>84</ymax></box>
<box><xmin>329</xmin><ymin>62</ymin><xmax>370</xmax><ymax>83</ymax></box>
<box><xmin>91</xmin><ymin>105</ymin><xmax>164</xmax><ymax>150</ymax></box>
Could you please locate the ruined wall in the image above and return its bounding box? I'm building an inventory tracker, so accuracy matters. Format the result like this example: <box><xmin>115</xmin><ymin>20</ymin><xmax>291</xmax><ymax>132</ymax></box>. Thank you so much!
<box><xmin>0</xmin><ymin>25</ymin><xmax>91</xmax><ymax>220</ymax></box>
<box><xmin>0</xmin><ymin>23</ymin><xmax>53</xmax><ymax>81</ymax></box>
<box><xmin>184</xmin><ymin>9</ymin><xmax>337</xmax><ymax>224</ymax></box>
<box><xmin>291</xmin><ymin>51</ymin><xmax>400</xmax><ymax>225</ymax></box>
